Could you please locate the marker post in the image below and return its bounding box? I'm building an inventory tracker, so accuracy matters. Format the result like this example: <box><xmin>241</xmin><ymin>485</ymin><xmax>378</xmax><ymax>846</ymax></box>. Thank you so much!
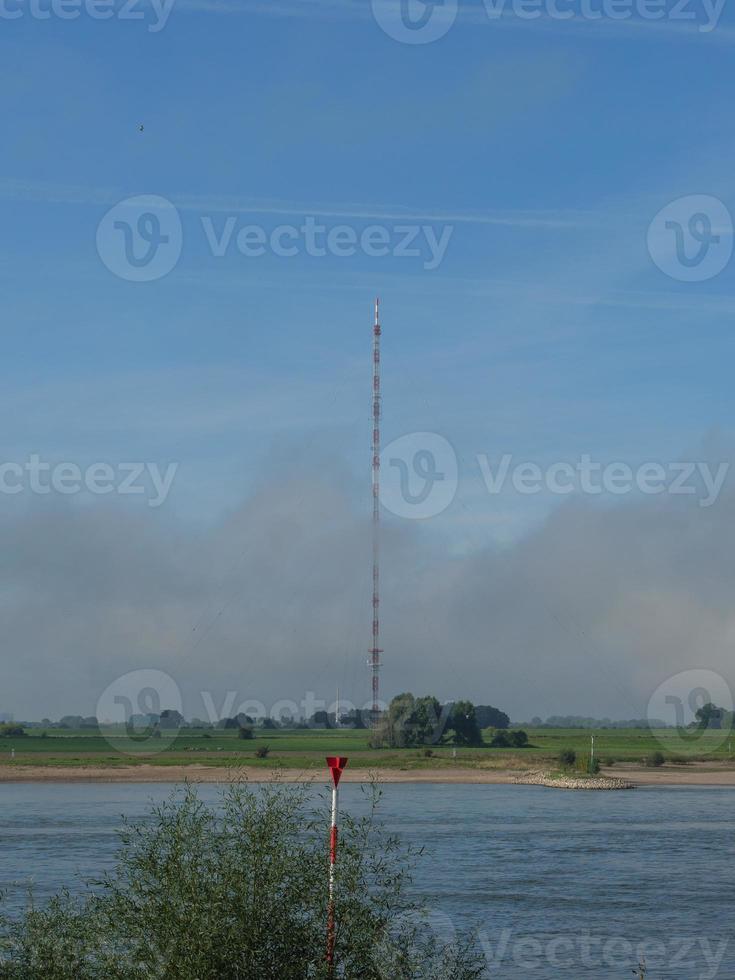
<box><xmin>326</xmin><ymin>755</ymin><xmax>348</xmax><ymax>973</ymax></box>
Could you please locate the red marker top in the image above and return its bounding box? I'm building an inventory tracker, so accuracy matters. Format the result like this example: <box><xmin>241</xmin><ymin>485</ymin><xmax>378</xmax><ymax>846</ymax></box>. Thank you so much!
<box><xmin>326</xmin><ymin>756</ymin><xmax>348</xmax><ymax>786</ymax></box>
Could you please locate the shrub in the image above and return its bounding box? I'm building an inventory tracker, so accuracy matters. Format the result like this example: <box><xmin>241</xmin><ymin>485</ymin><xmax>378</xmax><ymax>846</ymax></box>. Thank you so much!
<box><xmin>0</xmin><ymin>784</ymin><xmax>483</xmax><ymax>979</ymax></box>
<box><xmin>588</xmin><ymin>757</ymin><xmax>600</xmax><ymax>775</ymax></box>
<box><xmin>422</xmin><ymin>747</ymin><xmax>434</xmax><ymax>758</ymax></box>
<box><xmin>237</xmin><ymin>726</ymin><xmax>254</xmax><ymax>740</ymax></box>
<box><xmin>645</xmin><ymin>751</ymin><xmax>665</xmax><ymax>768</ymax></box>
<box><xmin>255</xmin><ymin>744</ymin><xmax>270</xmax><ymax>758</ymax></box>
<box><xmin>0</xmin><ymin>725</ymin><xmax>25</xmax><ymax>738</ymax></box>
<box><xmin>509</xmin><ymin>730</ymin><xmax>528</xmax><ymax>748</ymax></box>
<box><xmin>558</xmin><ymin>748</ymin><xmax>576</xmax><ymax>768</ymax></box>
<box><xmin>490</xmin><ymin>731</ymin><xmax>511</xmax><ymax>748</ymax></box>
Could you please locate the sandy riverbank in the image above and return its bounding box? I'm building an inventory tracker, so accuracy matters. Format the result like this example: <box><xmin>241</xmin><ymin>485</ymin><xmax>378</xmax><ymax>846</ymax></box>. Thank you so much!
<box><xmin>1</xmin><ymin>762</ymin><xmax>735</xmax><ymax>786</ymax></box>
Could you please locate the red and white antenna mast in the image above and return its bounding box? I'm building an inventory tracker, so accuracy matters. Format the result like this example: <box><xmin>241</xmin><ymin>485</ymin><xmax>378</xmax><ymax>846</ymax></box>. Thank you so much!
<box><xmin>370</xmin><ymin>297</ymin><xmax>382</xmax><ymax>728</ymax></box>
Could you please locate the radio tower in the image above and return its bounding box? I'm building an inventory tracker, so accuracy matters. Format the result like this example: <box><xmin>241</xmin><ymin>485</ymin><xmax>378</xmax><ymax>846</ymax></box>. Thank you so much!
<box><xmin>370</xmin><ymin>297</ymin><xmax>383</xmax><ymax>728</ymax></box>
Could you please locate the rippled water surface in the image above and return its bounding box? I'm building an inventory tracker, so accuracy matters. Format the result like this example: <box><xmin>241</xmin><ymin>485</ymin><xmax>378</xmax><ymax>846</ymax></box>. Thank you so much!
<box><xmin>1</xmin><ymin>782</ymin><xmax>733</xmax><ymax>978</ymax></box>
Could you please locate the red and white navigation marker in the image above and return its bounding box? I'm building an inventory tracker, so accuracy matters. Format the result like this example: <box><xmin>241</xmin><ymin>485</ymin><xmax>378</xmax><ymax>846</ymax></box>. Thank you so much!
<box><xmin>326</xmin><ymin>755</ymin><xmax>348</xmax><ymax>971</ymax></box>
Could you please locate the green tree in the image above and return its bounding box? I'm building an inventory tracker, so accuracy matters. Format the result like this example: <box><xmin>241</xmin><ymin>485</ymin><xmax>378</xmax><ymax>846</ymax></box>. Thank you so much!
<box><xmin>448</xmin><ymin>702</ymin><xmax>483</xmax><ymax>747</ymax></box>
<box><xmin>340</xmin><ymin>709</ymin><xmax>367</xmax><ymax>729</ymax></box>
<box><xmin>221</xmin><ymin>714</ymin><xmax>253</xmax><ymax>730</ymax></box>
<box><xmin>384</xmin><ymin>692</ymin><xmax>417</xmax><ymax>747</ymax></box>
<box><xmin>374</xmin><ymin>694</ymin><xmax>444</xmax><ymax>748</ymax></box>
<box><xmin>695</xmin><ymin>703</ymin><xmax>723</xmax><ymax>730</ymax></box>
<box><xmin>159</xmin><ymin>710</ymin><xmax>184</xmax><ymax>730</ymax></box>
<box><xmin>411</xmin><ymin>696</ymin><xmax>443</xmax><ymax>745</ymax></box>
<box><xmin>0</xmin><ymin>784</ymin><xmax>482</xmax><ymax>980</ymax></box>
<box><xmin>0</xmin><ymin>725</ymin><xmax>24</xmax><ymax>738</ymax></box>
<box><xmin>474</xmin><ymin>706</ymin><xmax>510</xmax><ymax>730</ymax></box>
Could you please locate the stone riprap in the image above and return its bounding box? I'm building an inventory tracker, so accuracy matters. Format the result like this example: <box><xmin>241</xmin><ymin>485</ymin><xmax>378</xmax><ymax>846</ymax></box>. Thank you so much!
<box><xmin>513</xmin><ymin>770</ymin><xmax>635</xmax><ymax>790</ymax></box>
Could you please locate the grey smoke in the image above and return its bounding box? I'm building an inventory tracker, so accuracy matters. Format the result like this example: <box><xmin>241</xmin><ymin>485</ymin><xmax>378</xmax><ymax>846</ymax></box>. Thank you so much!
<box><xmin>2</xmin><ymin>454</ymin><xmax>733</xmax><ymax>722</ymax></box>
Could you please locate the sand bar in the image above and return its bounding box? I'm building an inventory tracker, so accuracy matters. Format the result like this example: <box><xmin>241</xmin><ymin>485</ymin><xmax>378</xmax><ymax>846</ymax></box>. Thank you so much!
<box><xmin>1</xmin><ymin>763</ymin><xmax>735</xmax><ymax>786</ymax></box>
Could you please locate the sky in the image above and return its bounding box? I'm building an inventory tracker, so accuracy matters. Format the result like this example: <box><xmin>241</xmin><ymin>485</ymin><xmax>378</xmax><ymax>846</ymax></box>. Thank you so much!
<box><xmin>2</xmin><ymin>0</ymin><xmax>735</xmax><ymax>723</ymax></box>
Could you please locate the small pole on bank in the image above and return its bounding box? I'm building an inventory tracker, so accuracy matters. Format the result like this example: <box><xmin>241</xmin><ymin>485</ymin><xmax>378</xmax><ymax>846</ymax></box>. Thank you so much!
<box><xmin>326</xmin><ymin>755</ymin><xmax>348</xmax><ymax>973</ymax></box>
<box><xmin>590</xmin><ymin>734</ymin><xmax>595</xmax><ymax>766</ymax></box>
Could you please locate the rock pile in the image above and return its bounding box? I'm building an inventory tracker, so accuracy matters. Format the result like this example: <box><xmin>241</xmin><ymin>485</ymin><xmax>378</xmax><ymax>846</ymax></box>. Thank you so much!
<box><xmin>513</xmin><ymin>770</ymin><xmax>634</xmax><ymax>791</ymax></box>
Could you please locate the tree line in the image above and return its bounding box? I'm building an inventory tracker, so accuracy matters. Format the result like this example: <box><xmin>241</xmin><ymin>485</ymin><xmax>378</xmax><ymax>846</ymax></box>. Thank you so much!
<box><xmin>370</xmin><ymin>693</ymin><xmax>524</xmax><ymax>749</ymax></box>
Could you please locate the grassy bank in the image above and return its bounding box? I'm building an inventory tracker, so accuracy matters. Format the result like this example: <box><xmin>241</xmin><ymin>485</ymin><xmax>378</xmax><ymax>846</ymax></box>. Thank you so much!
<box><xmin>0</xmin><ymin>726</ymin><xmax>732</xmax><ymax>771</ymax></box>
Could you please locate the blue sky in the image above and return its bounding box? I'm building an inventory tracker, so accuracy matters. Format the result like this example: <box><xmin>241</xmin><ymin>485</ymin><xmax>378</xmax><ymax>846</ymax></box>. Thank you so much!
<box><xmin>3</xmin><ymin>0</ymin><xmax>735</xmax><ymax>719</ymax></box>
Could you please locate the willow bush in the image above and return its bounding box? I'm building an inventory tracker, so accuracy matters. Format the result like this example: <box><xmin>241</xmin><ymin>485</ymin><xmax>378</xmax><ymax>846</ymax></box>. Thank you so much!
<box><xmin>0</xmin><ymin>782</ymin><xmax>483</xmax><ymax>980</ymax></box>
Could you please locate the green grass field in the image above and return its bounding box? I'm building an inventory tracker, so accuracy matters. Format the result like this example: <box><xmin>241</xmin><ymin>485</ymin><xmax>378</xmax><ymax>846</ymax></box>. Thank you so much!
<box><xmin>1</xmin><ymin>725</ymin><xmax>733</xmax><ymax>770</ymax></box>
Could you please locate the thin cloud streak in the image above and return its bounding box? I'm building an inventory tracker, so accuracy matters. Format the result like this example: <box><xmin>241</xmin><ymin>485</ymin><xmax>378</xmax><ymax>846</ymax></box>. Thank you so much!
<box><xmin>0</xmin><ymin>175</ymin><xmax>624</xmax><ymax>229</ymax></box>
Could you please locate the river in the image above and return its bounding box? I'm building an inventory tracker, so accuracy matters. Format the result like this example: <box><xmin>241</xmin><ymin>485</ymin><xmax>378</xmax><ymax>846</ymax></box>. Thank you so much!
<box><xmin>1</xmin><ymin>782</ymin><xmax>732</xmax><ymax>978</ymax></box>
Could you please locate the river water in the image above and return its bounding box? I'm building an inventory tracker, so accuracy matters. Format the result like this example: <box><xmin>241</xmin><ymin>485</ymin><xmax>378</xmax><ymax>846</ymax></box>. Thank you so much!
<box><xmin>1</xmin><ymin>782</ymin><xmax>732</xmax><ymax>978</ymax></box>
